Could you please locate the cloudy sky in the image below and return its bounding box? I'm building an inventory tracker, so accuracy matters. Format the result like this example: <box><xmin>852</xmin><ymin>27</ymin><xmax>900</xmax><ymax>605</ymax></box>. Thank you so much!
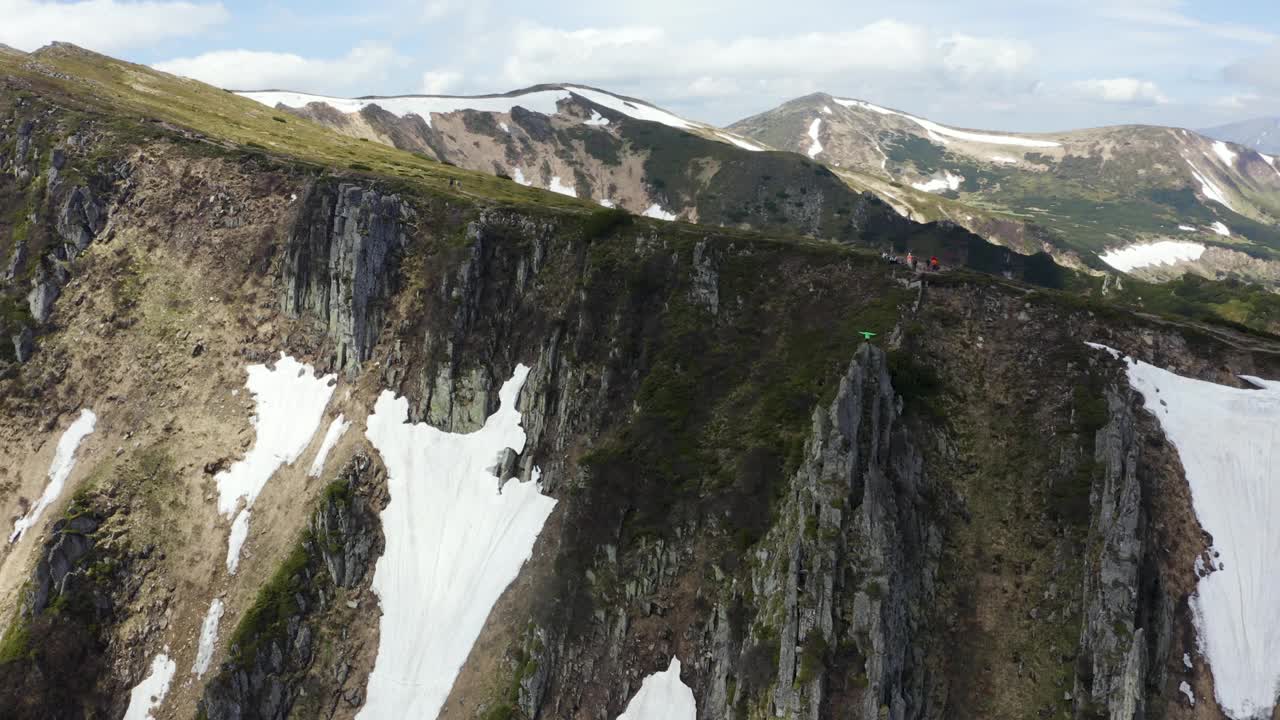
<box><xmin>2</xmin><ymin>0</ymin><xmax>1277</xmax><ymax>131</ymax></box>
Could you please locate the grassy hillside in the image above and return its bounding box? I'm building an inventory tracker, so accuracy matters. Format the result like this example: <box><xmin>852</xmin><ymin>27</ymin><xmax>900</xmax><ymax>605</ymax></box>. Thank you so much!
<box><xmin>1</xmin><ymin>44</ymin><xmax>587</xmax><ymax>212</ymax></box>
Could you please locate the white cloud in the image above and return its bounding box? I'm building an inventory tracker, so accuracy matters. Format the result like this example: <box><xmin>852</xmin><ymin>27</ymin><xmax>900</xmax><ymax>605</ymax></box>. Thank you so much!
<box><xmin>0</xmin><ymin>0</ymin><xmax>228</xmax><ymax>53</ymax></box>
<box><xmin>421</xmin><ymin>69</ymin><xmax>462</xmax><ymax>94</ymax></box>
<box><xmin>421</xmin><ymin>0</ymin><xmax>456</xmax><ymax>21</ymax></box>
<box><xmin>1212</xmin><ymin>92</ymin><xmax>1262</xmax><ymax>110</ymax></box>
<box><xmin>1097</xmin><ymin>0</ymin><xmax>1276</xmax><ymax>45</ymax></box>
<box><xmin>500</xmin><ymin>20</ymin><xmax>1036</xmax><ymax>99</ymax></box>
<box><xmin>940</xmin><ymin>34</ymin><xmax>1035</xmax><ymax>81</ymax></box>
<box><xmin>1223</xmin><ymin>43</ymin><xmax>1280</xmax><ymax>94</ymax></box>
<box><xmin>153</xmin><ymin>45</ymin><xmax>399</xmax><ymax>94</ymax></box>
<box><xmin>1071</xmin><ymin>77</ymin><xmax>1170</xmax><ymax>105</ymax></box>
<box><xmin>686</xmin><ymin>76</ymin><xmax>741</xmax><ymax>98</ymax></box>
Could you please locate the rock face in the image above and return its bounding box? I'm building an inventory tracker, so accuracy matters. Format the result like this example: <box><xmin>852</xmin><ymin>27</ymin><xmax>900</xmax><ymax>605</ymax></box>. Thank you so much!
<box><xmin>1073</xmin><ymin>387</ymin><xmax>1187</xmax><ymax>720</ymax></box>
<box><xmin>281</xmin><ymin>182</ymin><xmax>414</xmax><ymax>374</ymax></box>
<box><xmin>20</xmin><ymin>182</ymin><xmax>107</xmax><ymax>328</ymax></box>
<box><xmin>53</xmin><ymin>185</ymin><xmax>105</xmax><ymax>258</ymax></box>
<box><xmin>1</xmin><ymin>103</ymin><xmax>120</xmax><ymax>363</ymax></box>
<box><xmin>0</xmin><ymin>497</ymin><xmax>143</xmax><ymax>720</ymax></box>
<box><xmin>26</xmin><ymin>280</ymin><xmax>59</xmax><ymax>323</ymax></box>
<box><xmin>744</xmin><ymin>344</ymin><xmax>935</xmax><ymax>720</ymax></box>
<box><xmin>1075</xmin><ymin>389</ymin><xmax>1147</xmax><ymax>717</ymax></box>
<box><xmin>11</xmin><ymin>324</ymin><xmax>33</xmax><ymax>362</ymax></box>
<box><xmin>30</xmin><ymin>514</ymin><xmax>102</xmax><ymax>614</ymax></box>
<box><xmin>198</xmin><ymin>454</ymin><xmax>385</xmax><ymax>720</ymax></box>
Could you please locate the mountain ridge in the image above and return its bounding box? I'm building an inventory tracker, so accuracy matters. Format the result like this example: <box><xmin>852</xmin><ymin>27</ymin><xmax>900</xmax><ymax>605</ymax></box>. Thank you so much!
<box><xmin>235</xmin><ymin>77</ymin><xmax>1280</xmax><ymax>290</ymax></box>
<box><xmin>730</xmin><ymin>91</ymin><xmax>1280</xmax><ymax>284</ymax></box>
<box><xmin>5</xmin><ymin>41</ymin><xmax>1280</xmax><ymax>720</ymax></box>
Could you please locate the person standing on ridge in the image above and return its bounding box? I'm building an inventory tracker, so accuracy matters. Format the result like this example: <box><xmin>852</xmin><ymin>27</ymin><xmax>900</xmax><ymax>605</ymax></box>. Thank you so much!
<box><xmin>906</xmin><ymin>251</ymin><xmax>915</xmax><ymax>270</ymax></box>
<box><xmin>930</xmin><ymin>256</ymin><xmax>940</xmax><ymax>272</ymax></box>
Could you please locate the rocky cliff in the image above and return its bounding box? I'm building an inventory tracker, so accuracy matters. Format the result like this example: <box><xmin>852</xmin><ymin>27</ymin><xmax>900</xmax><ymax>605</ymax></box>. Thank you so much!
<box><xmin>198</xmin><ymin>454</ymin><xmax>384</xmax><ymax>720</ymax></box>
<box><xmin>2</xmin><ymin>43</ymin><xmax>1278</xmax><ymax>720</ymax></box>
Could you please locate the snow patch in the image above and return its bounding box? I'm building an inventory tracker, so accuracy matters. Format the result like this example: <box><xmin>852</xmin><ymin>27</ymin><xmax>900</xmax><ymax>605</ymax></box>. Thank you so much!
<box><xmin>1260</xmin><ymin>153</ymin><xmax>1280</xmax><ymax>179</ymax></box>
<box><xmin>715</xmin><ymin>131</ymin><xmax>765</xmax><ymax>152</ymax></box>
<box><xmin>1186</xmin><ymin>160</ymin><xmax>1234</xmax><ymax>210</ymax></box>
<box><xmin>616</xmin><ymin>657</ymin><xmax>697</xmax><ymax>720</ymax></box>
<box><xmin>9</xmin><ymin>409</ymin><xmax>97</xmax><ymax>543</ymax></box>
<box><xmin>1091</xmin><ymin>345</ymin><xmax>1280</xmax><ymax>719</ymax></box>
<box><xmin>1184</xmin><ymin>652</ymin><xmax>1194</xmax><ymax>669</ymax></box>
<box><xmin>911</xmin><ymin>171</ymin><xmax>964</xmax><ymax>193</ymax></box>
<box><xmin>192</xmin><ymin>599</ymin><xmax>224</xmax><ymax>677</ymax></box>
<box><xmin>565</xmin><ymin>86</ymin><xmax>699</xmax><ymax>131</ymax></box>
<box><xmin>123</xmin><ymin>651</ymin><xmax>176</xmax><ymax>720</ymax></box>
<box><xmin>1212</xmin><ymin>140</ymin><xmax>1238</xmax><ymax>166</ymax></box>
<box><xmin>583</xmin><ymin>110</ymin><xmax>610</xmax><ymax>126</ymax></box>
<box><xmin>834</xmin><ymin>97</ymin><xmax>1061</xmax><ymax>148</ymax></box>
<box><xmin>806</xmin><ymin>118</ymin><xmax>823</xmax><ymax>159</ymax></box>
<box><xmin>499</xmin><ymin>122</ymin><xmax>510</xmax><ymax>133</ymax></box>
<box><xmin>642</xmin><ymin>204</ymin><xmax>678</xmax><ymax>221</ymax></box>
<box><xmin>1211</xmin><ymin>221</ymin><xmax>1231</xmax><ymax>237</ymax></box>
<box><xmin>225</xmin><ymin>509</ymin><xmax>251</xmax><ymax>573</ymax></box>
<box><xmin>308</xmin><ymin>415</ymin><xmax>351</xmax><ymax>477</ymax></box>
<box><xmin>239</xmin><ymin>89</ymin><xmax>570</xmax><ymax>129</ymax></box>
<box><xmin>512</xmin><ymin>168</ymin><xmax>532</xmax><ymax>186</ymax></box>
<box><xmin>990</xmin><ymin>155</ymin><xmax>1019</xmax><ymax>164</ymax></box>
<box><xmin>1099</xmin><ymin>241</ymin><xmax>1205</xmax><ymax>272</ymax></box>
<box><xmin>598</xmin><ymin>198</ymin><xmax>616</xmax><ymax>208</ymax></box>
<box><xmin>358</xmin><ymin>366</ymin><xmax>557</xmax><ymax>720</ymax></box>
<box><xmin>821</xmin><ymin>105</ymin><xmax>832</xmax><ymax>114</ymax></box>
<box><xmin>836</xmin><ymin>98</ymin><xmax>894</xmax><ymax>115</ymax></box>
<box><xmin>548</xmin><ymin>176</ymin><xmax>577</xmax><ymax>197</ymax></box>
<box><xmin>1178</xmin><ymin>225</ymin><xmax>1197</xmax><ymax>231</ymax></box>
<box><xmin>1180</xmin><ymin>681</ymin><xmax>1196</xmax><ymax>706</ymax></box>
<box><xmin>215</xmin><ymin>354</ymin><xmax>336</xmax><ymax>572</ymax></box>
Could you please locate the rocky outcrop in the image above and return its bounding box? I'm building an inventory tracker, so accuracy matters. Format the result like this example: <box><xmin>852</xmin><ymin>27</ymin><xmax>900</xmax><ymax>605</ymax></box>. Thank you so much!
<box><xmin>0</xmin><ymin>497</ymin><xmax>143</xmax><ymax>720</ymax></box>
<box><xmin>12</xmin><ymin>118</ymin><xmax>35</xmax><ymax>183</ymax></box>
<box><xmin>29</xmin><ymin>513</ymin><xmax>101</xmax><ymax>613</ymax></box>
<box><xmin>1072</xmin><ymin>385</ymin><xmax>1193</xmax><ymax>720</ymax></box>
<box><xmin>11</xmin><ymin>324</ymin><xmax>33</xmax><ymax>362</ymax></box>
<box><xmin>1075</xmin><ymin>388</ymin><xmax>1147</xmax><ymax>717</ymax></box>
<box><xmin>1</xmin><ymin>102</ymin><xmax>121</xmax><ymax>363</ymax></box>
<box><xmin>26</xmin><ymin>279</ymin><xmax>58</xmax><ymax>323</ymax></box>
<box><xmin>198</xmin><ymin>454</ymin><xmax>385</xmax><ymax>720</ymax></box>
<box><xmin>53</xmin><ymin>185</ymin><xmax>104</xmax><ymax>258</ymax></box>
<box><xmin>281</xmin><ymin>182</ymin><xmax>414</xmax><ymax>374</ymax></box>
<box><xmin>742</xmin><ymin>344</ymin><xmax>936</xmax><ymax>720</ymax></box>
<box><xmin>4</xmin><ymin>235</ymin><xmax>27</xmax><ymax>282</ymax></box>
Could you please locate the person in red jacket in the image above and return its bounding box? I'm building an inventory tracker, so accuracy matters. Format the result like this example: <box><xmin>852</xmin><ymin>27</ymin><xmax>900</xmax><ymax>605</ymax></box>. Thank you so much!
<box><xmin>930</xmin><ymin>256</ymin><xmax>940</xmax><ymax>271</ymax></box>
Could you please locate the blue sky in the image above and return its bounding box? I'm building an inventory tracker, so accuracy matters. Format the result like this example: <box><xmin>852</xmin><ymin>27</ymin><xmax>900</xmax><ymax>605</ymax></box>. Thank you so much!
<box><xmin>3</xmin><ymin>0</ymin><xmax>1278</xmax><ymax>131</ymax></box>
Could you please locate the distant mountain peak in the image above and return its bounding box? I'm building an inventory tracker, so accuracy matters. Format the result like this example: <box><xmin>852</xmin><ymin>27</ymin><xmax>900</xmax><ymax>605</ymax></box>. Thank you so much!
<box><xmin>729</xmin><ymin>92</ymin><xmax>1280</xmax><ymax>283</ymax></box>
<box><xmin>1200</xmin><ymin>117</ymin><xmax>1280</xmax><ymax>156</ymax></box>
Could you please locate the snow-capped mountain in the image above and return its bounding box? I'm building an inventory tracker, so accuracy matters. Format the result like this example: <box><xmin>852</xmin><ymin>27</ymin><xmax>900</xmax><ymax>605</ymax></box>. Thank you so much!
<box><xmin>239</xmin><ymin>84</ymin><xmax>772</xmax><ymax>228</ymax></box>
<box><xmin>731</xmin><ymin>93</ymin><xmax>1280</xmax><ymax>282</ymax></box>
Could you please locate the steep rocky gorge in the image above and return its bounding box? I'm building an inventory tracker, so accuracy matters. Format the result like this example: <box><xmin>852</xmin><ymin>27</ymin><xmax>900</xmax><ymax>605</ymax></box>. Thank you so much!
<box><xmin>2</xmin><ymin>67</ymin><xmax>1280</xmax><ymax>720</ymax></box>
